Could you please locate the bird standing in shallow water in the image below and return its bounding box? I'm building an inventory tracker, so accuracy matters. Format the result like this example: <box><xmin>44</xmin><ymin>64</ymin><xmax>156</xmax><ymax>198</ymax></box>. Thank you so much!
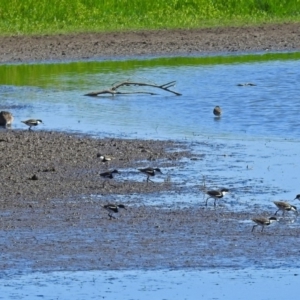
<box><xmin>0</xmin><ymin>111</ymin><xmax>14</xmax><ymax>127</ymax></box>
<box><xmin>103</xmin><ymin>204</ymin><xmax>127</xmax><ymax>219</ymax></box>
<box><xmin>138</xmin><ymin>167</ymin><xmax>163</xmax><ymax>183</ymax></box>
<box><xmin>21</xmin><ymin>119</ymin><xmax>43</xmax><ymax>130</ymax></box>
<box><xmin>273</xmin><ymin>201</ymin><xmax>298</xmax><ymax>216</ymax></box>
<box><xmin>205</xmin><ymin>188</ymin><xmax>229</xmax><ymax>207</ymax></box>
<box><xmin>251</xmin><ymin>216</ymin><xmax>277</xmax><ymax>232</ymax></box>
<box><xmin>100</xmin><ymin>169</ymin><xmax>119</xmax><ymax>179</ymax></box>
<box><xmin>213</xmin><ymin>106</ymin><xmax>222</xmax><ymax>117</ymax></box>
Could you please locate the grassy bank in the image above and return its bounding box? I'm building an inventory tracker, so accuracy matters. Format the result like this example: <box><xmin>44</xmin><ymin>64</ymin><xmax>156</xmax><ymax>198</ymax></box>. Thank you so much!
<box><xmin>0</xmin><ymin>0</ymin><xmax>299</xmax><ymax>35</ymax></box>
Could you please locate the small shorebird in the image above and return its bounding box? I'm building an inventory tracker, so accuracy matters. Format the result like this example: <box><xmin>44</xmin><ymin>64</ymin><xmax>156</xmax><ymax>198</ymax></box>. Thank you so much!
<box><xmin>213</xmin><ymin>106</ymin><xmax>222</xmax><ymax>117</ymax></box>
<box><xmin>273</xmin><ymin>201</ymin><xmax>298</xmax><ymax>216</ymax></box>
<box><xmin>294</xmin><ymin>194</ymin><xmax>300</xmax><ymax>201</ymax></box>
<box><xmin>251</xmin><ymin>216</ymin><xmax>277</xmax><ymax>232</ymax></box>
<box><xmin>21</xmin><ymin>119</ymin><xmax>43</xmax><ymax>130</ymax></box>
<box><xmin>205</xmin><ymin>188</ymin><xmax>229</xmax><ymax>207</ymax></box>
<box><xmin>97</xmin><ymin>154</ymin><xmax>113</xmax><ymax>162</ymax></box>
<box><xmin>0</xmin><ymin>111</ymin><xmax>14</xmax><ymax>127</ymax></box>
<box><xmin>237</xmin><ymin>82</ymin><xmax>256</xmax><ymax>86</ymax></box>
<box><xmin>100</xmin><ymin>169</ymin><xmax>119</xmax><ymax>179</ymax></box>
<box><xmin>103</xmin><ymin>204</ymin><xmax>127</xmax><ymax>219</ymax></box>
<box><xmin>138</xmin><ymin>167</ymin><xmax>163</xmax><ymax>183</ymax></box>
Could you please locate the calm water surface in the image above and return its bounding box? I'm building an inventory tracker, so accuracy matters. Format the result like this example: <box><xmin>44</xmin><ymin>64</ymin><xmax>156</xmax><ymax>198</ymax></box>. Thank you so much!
<box><xmin>1</xmin><ymin>52</ymin><xmax>300</xmax><ymax>140</ymax></box>
<box><xmin>1</xmin><ymin>52</ymin><xmax>300</xmax><ymax>298</ymax></box>
<box><xmin>1</xmin><ymin>268</ymin><xmax>299</xmax><ymax>300</ymax></box>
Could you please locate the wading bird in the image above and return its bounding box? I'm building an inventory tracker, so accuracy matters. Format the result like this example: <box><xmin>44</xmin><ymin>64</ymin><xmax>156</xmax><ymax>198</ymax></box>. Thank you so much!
<box><xmin>273</xmin><ymin>201</ymin><xmax>298</xmax><ymax>216</ymax></box>
<box><xmin>251</xmin><ymin>216</ymin><xmax>277</xmax><ymax>232</ymax></box>
<box><xmin>21</xmin><ymin>119</ymin><xmax>43</xmax><ymax>130</ymax></box>
<box><xmin>205</xmin><ymin>188</ymin><xmax>229</xmax><ymax>207</ymax></box>
<box><xmin>138</xmin><ymin>167</ymin><xmax>163</xmax><ymax>183</ymax></box>
<box><xmin>103</xmin><ymin>204</ymin><xmax>127</xmax><ymax>219</ymax></box>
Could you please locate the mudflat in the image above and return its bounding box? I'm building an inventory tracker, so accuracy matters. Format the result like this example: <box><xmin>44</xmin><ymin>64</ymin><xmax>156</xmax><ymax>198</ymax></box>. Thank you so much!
<box><xmin>0</xmin><ymin>23</ymin><xmax>299</xmax><ymax>63</ymax></box>
<box><xmin>1</xmin><ymin>24</ymin><xmax>300</xmax><ymax>273</ymax></box>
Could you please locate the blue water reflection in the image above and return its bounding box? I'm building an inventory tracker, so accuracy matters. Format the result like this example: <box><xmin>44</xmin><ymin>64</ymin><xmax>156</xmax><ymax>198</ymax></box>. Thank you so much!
<box><xmin>1</xmin><ymin>54</ymin><xmax>300</xmax><ymax>140</ymax></box>
<box><xmin>1</xmin><ymin>268</ymin><xmax>299</xmax><ymax>300</ymax></box>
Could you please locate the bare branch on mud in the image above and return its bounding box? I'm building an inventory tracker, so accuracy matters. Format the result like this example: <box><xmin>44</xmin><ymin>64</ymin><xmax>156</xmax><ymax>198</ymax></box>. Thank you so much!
<box><xmin>84</xmin><ymin>80</ymin><xmax>182</xmax><ymax>97</ymax></box>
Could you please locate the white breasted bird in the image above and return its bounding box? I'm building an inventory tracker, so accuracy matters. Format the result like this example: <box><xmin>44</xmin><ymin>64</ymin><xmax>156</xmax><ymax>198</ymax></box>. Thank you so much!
<box><xmin>273</xmin><ymin>201</ymin><xmax>298</xmax><ymax>216</ymax></box>
<box><xmin>21</xmin><ymin>119</ymin><xmax>43</xmax><ymax>130</ymax></box>
<box><xmin>97</xmin><ymin>154</ymin><xmax>114</xmax><ymax>162</ymax></box>
<box><xmin>251</xmin><ymin>216</ymin><xmax>277</xmax><ymax>232</ymax></box>
<box><xmin>205</xmin><ymin>188</ymin><xmax>229</xmax><ymax>207</ymax></box>
<box><xmin>138</xmin><ymin>167</ymin><xmax>163</xmax><ymax>183</ymax></box>
<box><xmin>103</xmin><ymin>204</ymin><xmax>127</xmax><ymax>219</ymax></box>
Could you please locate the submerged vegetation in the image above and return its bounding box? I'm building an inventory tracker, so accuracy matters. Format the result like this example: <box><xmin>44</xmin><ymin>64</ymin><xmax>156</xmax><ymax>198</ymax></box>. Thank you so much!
<box><xmin>0</xmin><ymin>0</ymin><xmax>299</xmax><ymax>35</ymax></box>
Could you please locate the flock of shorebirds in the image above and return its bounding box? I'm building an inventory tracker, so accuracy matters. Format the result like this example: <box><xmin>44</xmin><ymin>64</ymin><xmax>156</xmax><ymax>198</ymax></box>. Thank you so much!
<box><xmin>211</xmin><ymin>106</ymin><xmax>300</xmax><ymax>233</ymax></box>
<box><xmin>102</xmin><ymin>167</ymin><xmax>163</xmax><ymax>219</ymax></box>
<box><xmin>103</xmin><ymin>181</ymin><xmax>300</xmax><ymax>232</ymax></box>
<box><xmin>3</xmin><ymin>108</ymin><xmax>297</xmax><ymax>233</ymax></box>
<box><xmin>91</xmin><ymin>106</ymin><xmax>300</xmax><ymax>232</ymax></box>
<box><xmin>252</xmin><ymin>197</ymin><xmax>300</xmax><ymax>233</ymax></box>
<box><xmin>0</xmin><ymin>111</ymin><xmax>43</xmax><ymax>130</ymax></box>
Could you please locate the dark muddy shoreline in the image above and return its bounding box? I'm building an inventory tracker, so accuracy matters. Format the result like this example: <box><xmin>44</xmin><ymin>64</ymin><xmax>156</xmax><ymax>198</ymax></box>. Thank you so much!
<box><xmin>0</xmin><ymin>130</ymin><xmax>191</xmax><ymax>206</ymax></box>
<box><xmin>0</xmin><ymin>23</ymin><xmax>300</xmax><ymax>63</ymax></box>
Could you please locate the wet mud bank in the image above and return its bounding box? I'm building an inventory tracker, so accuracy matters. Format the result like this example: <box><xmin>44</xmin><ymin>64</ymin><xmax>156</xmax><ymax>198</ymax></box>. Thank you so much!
<box><xmin>1</xmin><ymin>130</ymin><xmax>300</xmax><ymax>274</ymax></box>
<box><xmin>0</xmin><ymin>130</ymin><xmax>190</xmax><ymax>205</ymax></box>
<box><xmin>1</xmin><ymin>23</ymin><xmax>300</xmax><ymax>63</ymax></box>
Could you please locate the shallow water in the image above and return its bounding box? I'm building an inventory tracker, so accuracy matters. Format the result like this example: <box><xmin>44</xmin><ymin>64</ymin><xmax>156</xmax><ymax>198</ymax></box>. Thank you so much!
<box><xmin>1</xmin><ymin>52</ymin><xmax>300</xmax><ymax>140</ymax></box>
<box><xmin>1</xmin><ymin>52</ymin><xmax>300</xmax><ymax>298</ymax></box>
<box><xmin>1</xmin><ymin>268</ymin><xmax>299</xmax><ymax>300</ymax></box>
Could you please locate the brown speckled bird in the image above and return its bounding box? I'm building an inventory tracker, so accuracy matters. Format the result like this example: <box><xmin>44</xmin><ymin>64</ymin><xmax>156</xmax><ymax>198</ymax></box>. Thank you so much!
<box><xmin>213</xmin><ymin>106</ymin><xmax>222</xmax><ymax>117</ymax></box>
<box><xmin>0</xmin><ymin>111</ymin><xmax>14</xmax><ymax>127</ymax></box>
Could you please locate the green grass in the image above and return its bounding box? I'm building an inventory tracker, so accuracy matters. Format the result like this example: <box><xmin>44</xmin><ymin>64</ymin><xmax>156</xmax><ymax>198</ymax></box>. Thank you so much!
<box><xmin>0</xmin><ymin>0</ymin><xmax>299</xmax><ymax>35</ymax></box>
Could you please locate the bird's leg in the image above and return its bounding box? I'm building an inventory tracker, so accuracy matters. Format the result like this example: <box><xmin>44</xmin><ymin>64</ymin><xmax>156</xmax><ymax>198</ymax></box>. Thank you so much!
<box><xmin>108</xmin><ymin>213</ymin><xmax>115</xmax><ymax>220</ymax></box>
<box><xmin>251</xmin><ymin>225</ymin><xmax>257</xmax><ymax>232</ymax></box>
<box><xmin>261</xmin><ymin>226</ymin><xmax>264</xmax><ymax>233</ymax></box>
<box><xmin>205</xmin><ymin>197</ymin><xmax>211</xmax><ymax>206</ymax></box>
<box><xmin>274</xmin><ymin>209</ymin><xmax>279</xmax><ymax>215</ymax></box>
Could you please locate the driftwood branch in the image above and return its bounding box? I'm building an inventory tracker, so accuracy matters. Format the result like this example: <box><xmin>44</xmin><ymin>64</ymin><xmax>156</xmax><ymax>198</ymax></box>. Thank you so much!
<box><xmin>84</xmin><ymin>80</ymin><xmax>182</xmax><ymax>97</ymax></box>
